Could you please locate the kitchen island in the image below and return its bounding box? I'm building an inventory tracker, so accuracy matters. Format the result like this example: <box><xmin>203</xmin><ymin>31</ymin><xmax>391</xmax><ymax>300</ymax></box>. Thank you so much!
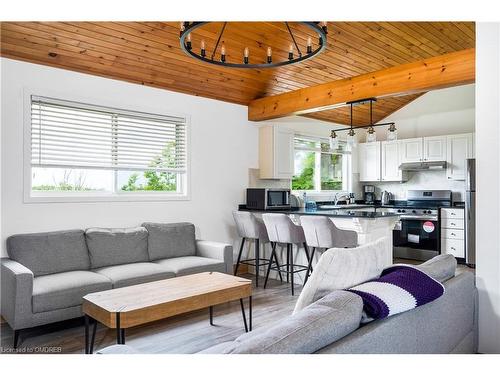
<box><xmin>239</xmin><ymin>206</ymin><xmax>400</xmax><ymax>267</ymax></box>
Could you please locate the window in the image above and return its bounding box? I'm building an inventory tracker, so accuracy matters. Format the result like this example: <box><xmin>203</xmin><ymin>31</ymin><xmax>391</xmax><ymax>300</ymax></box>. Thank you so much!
<box><xmin>292</xmin><ymin>136</ymin><xmax>349</xmax><ymax>192</ymax></box>
<box><xmin>27</xmin><ymin>95</ymin><xmax>188</xmax><ymax>201</ymax></box>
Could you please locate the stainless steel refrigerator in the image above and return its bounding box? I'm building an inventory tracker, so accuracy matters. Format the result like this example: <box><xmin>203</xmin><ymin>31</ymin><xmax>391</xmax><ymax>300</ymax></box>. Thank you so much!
<box><xmin>465</xmin><ymin>158</ymin><xmax>476</xmax><ymax>266</ymax></box>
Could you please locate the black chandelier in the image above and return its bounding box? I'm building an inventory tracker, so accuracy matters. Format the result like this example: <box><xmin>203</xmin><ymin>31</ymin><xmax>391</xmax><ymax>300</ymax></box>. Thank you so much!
<box><xmin>179</xmin><ymin>22</ymin><xmax>328</xmax><ymax>69</ymax></box>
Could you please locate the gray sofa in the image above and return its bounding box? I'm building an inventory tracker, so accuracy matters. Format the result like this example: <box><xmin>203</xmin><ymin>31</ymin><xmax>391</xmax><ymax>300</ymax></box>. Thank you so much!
<box><xmin>200</xmin><ymin>256</ymin><xmax>478</xmax><ymax>354</ymax></box>
<box><xmin>1</xmin><ymin>222</ymin><xmax>233</xmax><ymax>347</ymax></box>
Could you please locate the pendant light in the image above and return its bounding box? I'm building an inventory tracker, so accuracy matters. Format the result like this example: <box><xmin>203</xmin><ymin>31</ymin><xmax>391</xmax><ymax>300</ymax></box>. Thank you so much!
<box><xmin>366</xmin><ymin>99</ymin><xmax>377</xmax><ymax>142</ymax></box>
<box><xmin>387</xmin><ymin>123</ymin><xmax>398</xmax><ymax>141</ymax></box>
<box><xmin>329</xmin><ymin>130</ymin><xmax>339</xmax><ymax>150</ymax></box>
<box><xmin>346</xmin><ymin>103</ymin><xmax>357</xmax><ymax>147</ymax></box>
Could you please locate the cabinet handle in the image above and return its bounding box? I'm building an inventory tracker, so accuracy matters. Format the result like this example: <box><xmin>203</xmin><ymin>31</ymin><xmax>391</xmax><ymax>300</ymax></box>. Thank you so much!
<box><xmin>451</xmin><ymin>233</ymin><xmax>456</xmax><ymax>236</ymax></box>
<box><xmin>451</xmin><ymin>223</ymin><xmax>456</xmax><ymax>226</ymax></box>
<box><xmin>451</xmin><ymin>247</ymin><xmax>456</xmax><ymax>250</ymax></box>
<box><xmin>451</xmin><ymin>213</ymin><xmax>455</xmax><ymax>215</ymax></box>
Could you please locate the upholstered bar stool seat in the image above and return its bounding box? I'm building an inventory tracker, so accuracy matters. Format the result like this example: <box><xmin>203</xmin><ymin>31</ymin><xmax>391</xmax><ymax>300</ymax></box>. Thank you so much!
<box><xmin>233</xmin><ymin>211</ymin><xmax>281</xmax><ymax>287</ymax></box>
<box><xmin>262</xmin><ymin>213</ymin><xmax>312</xmax><ymax>295</ymax></box>
<box><xmin>300</xmin><ymin>215</ymin><xmax>358</xmax><ymax>283</ymax></box>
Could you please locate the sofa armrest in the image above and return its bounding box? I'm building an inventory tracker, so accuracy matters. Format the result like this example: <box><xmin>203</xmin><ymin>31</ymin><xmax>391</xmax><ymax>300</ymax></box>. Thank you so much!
<box><xmin>1</xmin><ymin>258</ymin><xmax>34</xmax><ymax>329</ymax></box>
<box><xmin>196</xmin><ymin>240</ymin><xmax>233</xmax><ymax>274</ymax></box>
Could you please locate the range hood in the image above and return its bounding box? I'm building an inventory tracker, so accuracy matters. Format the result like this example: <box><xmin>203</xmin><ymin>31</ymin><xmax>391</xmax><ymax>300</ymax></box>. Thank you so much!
<box><xmin>399</xmin><ymin>161</ymin><xmax>447</xmax><ymax>171</ymax></box>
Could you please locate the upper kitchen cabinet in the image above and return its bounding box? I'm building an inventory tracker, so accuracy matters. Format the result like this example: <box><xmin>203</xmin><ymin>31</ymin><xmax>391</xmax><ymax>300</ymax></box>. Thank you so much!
<box><xmin>400</xmin><ymin>138</ymin><xmax>423</xmax><ymax>163</ymax></box>
<box><xmin>400</xmin><ymin>136</ymin><xmax>447</xmax><ymax>163</ymax></box>
<box><xmin>359</xmin><ymin>142</ymin><xmax>381</xmax><ymax>182</ymax></box>
<box><xmin>381</xmin><ymin>140</ymin><xmax>408</xmax><ymax>182</ymax></box>
<box><xmin>423</xmin><ymin>136</ymin><xmax>447</xmax><ymax>161</ymax></box>
<box><xmin>259</xmin><ymin>125</ymin><xmax>294</xmax><ymax>179</ymax></box>
<box><xmin>446</xmin><ymin>133</ymin><xmax>474</xmax><ymax>181</ymax></box>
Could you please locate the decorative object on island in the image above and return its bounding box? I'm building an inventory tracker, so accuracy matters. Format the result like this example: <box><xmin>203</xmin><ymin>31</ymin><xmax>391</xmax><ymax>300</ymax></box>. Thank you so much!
<box><xmin>179</xmin><ymin>22</ymin><xmax>327</xmax><ymax>69</ymax></box>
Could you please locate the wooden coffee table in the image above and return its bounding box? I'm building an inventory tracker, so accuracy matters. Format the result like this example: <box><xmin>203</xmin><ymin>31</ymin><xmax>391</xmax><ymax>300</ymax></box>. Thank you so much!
<box><xmin>82</xmin><ymin>272</ymin><xmax>252</xmax><ymax>354</ymax></box>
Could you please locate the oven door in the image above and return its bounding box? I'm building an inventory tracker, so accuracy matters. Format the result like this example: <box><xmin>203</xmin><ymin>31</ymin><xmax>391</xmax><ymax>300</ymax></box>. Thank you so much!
<box><xmin>393</xmin><ymin>218</ymin><xmax>439</xmax><ymax>261</ymax></box>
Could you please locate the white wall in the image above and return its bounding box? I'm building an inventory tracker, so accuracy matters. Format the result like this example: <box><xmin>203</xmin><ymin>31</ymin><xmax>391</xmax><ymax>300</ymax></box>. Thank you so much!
<box><xmin>0</xmin><ymin>58</ymin><xmax>259</xmax><ymax>257</ymax></box>
<box><xmin>476</xmin><ymin>22</ymin><xmax>500</xmax><ymax>354</ymax></box>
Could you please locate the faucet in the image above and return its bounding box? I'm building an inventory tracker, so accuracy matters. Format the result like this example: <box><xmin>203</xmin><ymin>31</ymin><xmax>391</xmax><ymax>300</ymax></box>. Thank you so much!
<box><xmin>334</xmin><ymin>192</ymin><xmax>351</xmax><ymax>205</ymax></box>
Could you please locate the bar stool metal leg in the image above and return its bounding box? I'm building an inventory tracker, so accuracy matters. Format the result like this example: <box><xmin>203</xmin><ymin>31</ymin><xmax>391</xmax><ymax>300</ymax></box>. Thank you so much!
<box><xmin>264</xmin><ymin>242</ymin><xmax>277</xmax><ymax>289</ymax></box>
<box><xmin>234</xmin><ymin>238</ymin><xmax>246</xmax><ymax>275</ymax></box>
<box><xmin>290</xmin><ymin>244</ymin><xmax>295</xmax><ymax>296</ymax></box>
<box><xmin>304</xmin><ymin>247</ymin><xmax>316</xmax><ymax>285</ymax></box>
<box><xmin>255</xmin><ymin>239</ymin><xmax>260</xmax><ymax>287</ymax></box>
<box><xmin>286</xmin><ymin>244</ymin><xmax>290</xmax><ymax>284</ymax></box>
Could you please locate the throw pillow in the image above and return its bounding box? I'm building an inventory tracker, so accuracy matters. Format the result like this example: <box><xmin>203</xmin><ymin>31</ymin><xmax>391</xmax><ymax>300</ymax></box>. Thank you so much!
<box><xmin>293</xmin><ymin>237</ymin><xmax>388</xmax><ymax>313</ymax></box>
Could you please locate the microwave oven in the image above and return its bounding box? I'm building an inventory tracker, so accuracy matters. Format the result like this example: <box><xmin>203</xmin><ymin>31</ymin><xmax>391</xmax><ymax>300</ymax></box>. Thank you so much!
<box><xmin>246</xmin><ymin>188</ymin><xmax>291</xmax><ymax>210</ymax></box>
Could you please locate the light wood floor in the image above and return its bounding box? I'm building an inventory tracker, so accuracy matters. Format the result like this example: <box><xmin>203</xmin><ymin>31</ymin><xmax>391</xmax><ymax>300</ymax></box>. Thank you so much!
<box><xmin>0</xmin><ymin>261</ymin><xmax>474</xmax><ymax>354</ymax></box>
<box><xmin>0</xmin><ymin>275</ymin><xmax>298</xmax><ymax>354</ymax></box>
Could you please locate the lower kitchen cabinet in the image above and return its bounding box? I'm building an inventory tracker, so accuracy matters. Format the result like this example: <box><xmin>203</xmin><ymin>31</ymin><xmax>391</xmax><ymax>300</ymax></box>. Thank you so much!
<box><xmin>441</xmin><ymin>208</ymin><xmax>465</xmax><ymax>259</ymax></box>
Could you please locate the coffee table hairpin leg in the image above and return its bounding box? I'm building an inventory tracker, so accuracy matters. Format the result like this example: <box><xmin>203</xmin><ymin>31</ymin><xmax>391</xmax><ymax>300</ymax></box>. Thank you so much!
<box><xmin>116</xmin><ymin>312</ymin><xmax>125</xmax><ymax>345</ymax></box>
<box><xmin>239</xmin><ymin>296</ymin><xmax>252</xmax><ymax>333</ymax></box>
<box><xmin>84</xmin><ymin>315</ymin><xmax>97</xmax><ymax>354</ymax></box>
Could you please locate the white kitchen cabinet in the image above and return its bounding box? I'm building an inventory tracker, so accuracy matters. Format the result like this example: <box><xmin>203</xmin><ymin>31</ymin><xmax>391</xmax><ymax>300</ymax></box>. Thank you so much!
<box><xmin>359</xmin><ymin>142</ymin><xmax>381</xmax><ymax>182</ymax></box>
<box><xmin>259</xmin><ymin>125</ymin><xmax>294</xmax><ymax>179</ymax></box>
<box><xmin>423</xmin><ymin>136</ymin><xmax>447</xmax><ymax>161</ymax></box>
<box><xmin>400</xmin><ymin>138</ymin><xmax>423</xmax><ymax>163</ymax></box>
<box><xmin>381</xmin><ymin>140</ymin><xmax>407</xmax><ymax>182</ymax></box>
<box><xmin>446</xmin><ymin>133</ymin><xmax>474</xmax><ymax>181</ymax></box>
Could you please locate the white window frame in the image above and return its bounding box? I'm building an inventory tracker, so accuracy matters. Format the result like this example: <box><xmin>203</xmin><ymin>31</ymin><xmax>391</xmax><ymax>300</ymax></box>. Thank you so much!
<box><xmin>23</xmin><ymin>88</ymin><xmax>191</xmax><ymax>203</ymax></box>
<box><xmin>291</xmin><ymin>133</ymin><xmax>352</xmax><ymax>197</ymax></box>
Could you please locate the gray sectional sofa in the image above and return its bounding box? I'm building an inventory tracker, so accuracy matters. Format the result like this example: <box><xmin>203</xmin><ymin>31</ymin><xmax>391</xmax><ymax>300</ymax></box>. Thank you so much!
<box><xmin>1</xmin><ymin>222</ymin><xmax>233</xmax><ymax>347</ymax></box>
<box><xmin>200</xmin><ymin>256</ymin><xmax>478</xmax><ymax>354</ymax></box>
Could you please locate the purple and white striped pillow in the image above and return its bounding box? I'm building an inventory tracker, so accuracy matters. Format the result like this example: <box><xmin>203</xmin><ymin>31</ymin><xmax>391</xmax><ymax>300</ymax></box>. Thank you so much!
<box><xmin>348</xmin><ymin>265</ymin><xmax>445</xmax><ymax>320</ymax></box>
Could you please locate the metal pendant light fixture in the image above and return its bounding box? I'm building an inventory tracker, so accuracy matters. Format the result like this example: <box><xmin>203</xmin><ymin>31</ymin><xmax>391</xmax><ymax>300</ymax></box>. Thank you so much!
<box><xmin>346</xmin><ymin>103</ymin><xmax>357</xmax><ymax>147</ymax></box>
<box><xmin>329</xmin><ymin>130</ymin><xmax>339</xmax><ymax>150</ymax></box>
<box><xmin>387</xmin><ymin>123</ymin><xmax>398</xmax><ymax>141</ymax></box>
<box><xmin>366</xmin><ymin>99</ymin><xmax>377</xmax><ymax>143</ymax></box>
<box><xmin>179</xmin><ymin>22</ymin><xmax>328</xmax><ymax>69</ymax></box>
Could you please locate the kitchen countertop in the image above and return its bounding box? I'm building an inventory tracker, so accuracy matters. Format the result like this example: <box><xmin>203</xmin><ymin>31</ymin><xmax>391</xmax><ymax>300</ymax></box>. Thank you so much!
<box><xmin>238</xmin><ymin>206</ymin><xmax>401</xmax><ymax>219</ymax></box>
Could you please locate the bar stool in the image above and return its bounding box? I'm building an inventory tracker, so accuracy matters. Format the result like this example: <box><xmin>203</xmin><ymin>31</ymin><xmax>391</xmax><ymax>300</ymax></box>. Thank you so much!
<box><xmin>233</xmin><ymin>211</ymin><xmax>283</xmax><ymax>287</ymax></box>
<box><xmin>262</xmin><ymin>213</ymin><xmax>311</xmax><ymax>296</ymax></box>
<box><xmin>300</xmin><ymin>215</ymin><xmax>358</xmax><ymax>284</ymax></box>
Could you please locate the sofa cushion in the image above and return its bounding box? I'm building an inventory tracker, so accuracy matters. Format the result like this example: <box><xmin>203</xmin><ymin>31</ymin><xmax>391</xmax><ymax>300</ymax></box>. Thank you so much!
<box><xmin>32</xmin><ymin>270</ymin><xmax>112</xmax><ymax>313</ymax></box>
<box><xmin>85</xmin><ymin>227</ymin><xmax>149</xmax><ymax>269</ymax></box>
<box><xmin>294</xmin><ymin>237</ymin><xmax>387</xmax><ymax>313</ymax></box>
<box><xmin>221</xmin><ymin>291</ymin><xmax>363</xmax><ymax>354</ymax></box>
<box><xmin>94</xmin><ymin>262</ymin><xmax>175</xmax><ymax>288</ymax></box>
<box><xmin>142</xmin><ymin>222</ymin><xmax>196</xmax><ymax>260</ymax></box>
<box><xmin>7</xmin><ymin>230</ymin><xmax>90</xmax><ymax>277</ymax></box>
<box><xmin>154</xmin><ymin>256</ymin><xmax>226</xmax><ymax>276</ymax></box>
<box><xmin>415</xmin><ymin>254</ymin><xmax>457</xmax><ymax>283</ymax></box>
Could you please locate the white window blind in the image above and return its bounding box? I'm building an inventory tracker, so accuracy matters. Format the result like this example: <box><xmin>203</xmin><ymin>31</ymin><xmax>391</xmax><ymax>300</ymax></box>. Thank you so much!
<box><xmin>31</xmin><ymin>96</ymin><xmax>187</xmax><ymax>173</ymax></box>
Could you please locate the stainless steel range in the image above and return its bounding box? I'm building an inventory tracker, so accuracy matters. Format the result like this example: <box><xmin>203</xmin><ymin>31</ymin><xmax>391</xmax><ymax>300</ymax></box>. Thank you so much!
<box><xmin>389</xmin><ymin>190</ymin><xmax>452</xmax><ymax>261</ymax></box>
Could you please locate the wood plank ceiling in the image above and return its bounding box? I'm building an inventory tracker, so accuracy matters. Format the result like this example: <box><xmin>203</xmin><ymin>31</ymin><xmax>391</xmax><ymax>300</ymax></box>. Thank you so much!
<box><xmin>0</xmin><ymin>22</ymin><xmax>475</xmax><ymax>125</ymax></box>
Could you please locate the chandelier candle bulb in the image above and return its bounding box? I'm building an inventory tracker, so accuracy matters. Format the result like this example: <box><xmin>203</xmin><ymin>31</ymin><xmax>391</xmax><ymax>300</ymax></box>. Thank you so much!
<box><xmin>267</xmin><ymin>47</ymin><xmax>272</xmax><ymax>64</ymax></box>
<box><xmin>186</xmin><ymin>33</ymin><xmax>192</xmax><ymax>50</ymax></box>
<box><xmin>321</xmin><ymin>21</ymin><xmax>328</xmax><ymax>34</ymax></box>
<box><xmin>307</xmin><ymin>36</ymin><xmax>313</xmax><ymax>54</ymax></box>
<box><xmin>200</xmin><ymin>39</ymin><xmax>206</xmax><ymax>57</ymax></box>
<box><xmin>221</xmin><ymin>43</ymin><xmax>226</xmax><ymax>62</ymax></box>
<box><xmin>288</xmin><ymin>44</ymin><xmax>294</xmax><ymax>60</ymax></box>
<box><xmin>244</xmin><ymin>47</ymin><xmax>249</xmax><ymax>64</ymax></box>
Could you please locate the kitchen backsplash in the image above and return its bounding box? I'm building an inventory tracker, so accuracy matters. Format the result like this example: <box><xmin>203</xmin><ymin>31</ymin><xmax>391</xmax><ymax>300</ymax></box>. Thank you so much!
<box><xmin>354</xmin><ymin>170</ymin><xmax>466</xmax><ymax>202</ymax></box>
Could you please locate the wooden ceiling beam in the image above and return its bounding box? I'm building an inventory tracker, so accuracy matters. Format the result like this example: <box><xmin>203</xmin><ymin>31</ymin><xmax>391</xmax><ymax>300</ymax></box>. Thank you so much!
<box><xmin>248</xmin><ymin>48</ymin><xmax>475</xmax><ymax>121</ymax></box>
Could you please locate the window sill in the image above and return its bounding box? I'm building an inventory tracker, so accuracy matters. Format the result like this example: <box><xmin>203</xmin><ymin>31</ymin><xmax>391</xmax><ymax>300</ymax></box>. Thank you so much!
<box><xmin>24</xmin><ymin>192</ymin><xmax>191</xmax><ymax>204</ymax></box>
